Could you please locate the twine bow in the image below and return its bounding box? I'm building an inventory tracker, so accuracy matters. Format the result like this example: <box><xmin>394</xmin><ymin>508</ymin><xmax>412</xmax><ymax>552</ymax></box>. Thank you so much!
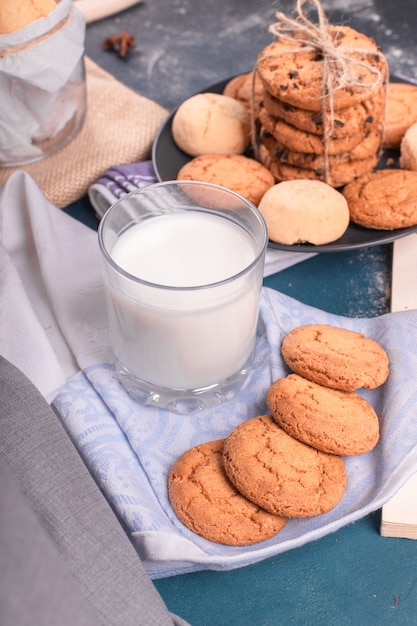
<box><xmin>253</xmin><ymin>0</ymin><xmax>388</xmax><ymax>184</ymax></box>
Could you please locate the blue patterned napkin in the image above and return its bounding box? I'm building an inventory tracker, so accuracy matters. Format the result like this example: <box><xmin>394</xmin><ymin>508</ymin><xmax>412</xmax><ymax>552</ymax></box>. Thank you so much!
<box><xmin>53</xmin><ymin>289</ymin><xmax>417</xmax><ymax>579</ymax></box>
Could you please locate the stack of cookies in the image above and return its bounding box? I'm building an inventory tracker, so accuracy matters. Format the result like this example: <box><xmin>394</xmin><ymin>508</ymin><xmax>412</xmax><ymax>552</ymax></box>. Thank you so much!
<box><xmin>168</xmin><ymin>323</ymin><xmax>389</xmax><ymax>547</ymax></box>
<box><xmin>254</xmin><ymin>25</ymin><xmax>388</xmax><ymax>188</ymax></box>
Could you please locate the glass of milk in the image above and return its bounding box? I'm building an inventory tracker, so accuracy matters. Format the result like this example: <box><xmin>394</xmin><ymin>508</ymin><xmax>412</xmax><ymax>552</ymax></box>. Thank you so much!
<box><xmin>98</xmin><ymin>180</ymin><xmax>268</xmax><ymax>413</ymax></box>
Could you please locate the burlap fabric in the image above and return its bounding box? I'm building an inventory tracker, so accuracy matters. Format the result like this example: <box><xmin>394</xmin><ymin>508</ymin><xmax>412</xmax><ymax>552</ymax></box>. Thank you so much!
<box><xmin>0</xmin><ymin>56</ymin><xmax>168</xmax><ymax>208</ymax></box>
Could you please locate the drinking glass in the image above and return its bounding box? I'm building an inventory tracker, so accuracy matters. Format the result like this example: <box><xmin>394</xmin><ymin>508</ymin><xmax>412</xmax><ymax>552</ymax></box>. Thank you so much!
<box><xmin>98</xmin><ymin>180</ymin><xmax>268</xmax><ymax>413</ymax></box>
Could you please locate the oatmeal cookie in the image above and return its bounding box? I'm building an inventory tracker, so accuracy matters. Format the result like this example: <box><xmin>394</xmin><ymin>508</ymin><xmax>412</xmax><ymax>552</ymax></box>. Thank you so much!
<box><xmin>383</xmin><ymin>82</ymin><xmax>417</xmax><ymax>149</ymax></box>
<box><xmin>399</xmin><ymin>122</ymin><xmax>417</xmax><ymax>171</ymax></box>
<box><xmin>342</xmin><ymin>169</ymin><xmax>417</xmax><ymax>229</ymax></box>
<box><xmin>267</xmin><ymin>374</ymin><xmax>380</xmax><ymax>456</ymax></box>
<box><xmin>177</xmin><ymin>153</ymin><xmax>275</xmax><ymax>206</ymax></box>
<box><xmin>168</xmin><ymin>439</ymin><xmax>288</xmax><ymax>545</ymax></box>
<box><xmin>223</xmin><ymin>71</ymin><xmax>264</xmax><ymax>112</ymax></box>
<box><xmin>280</xmin><ymin>324</ymin><xmax>390</xmax><ymax>391</ymax></box>
<box><xmin>222</xmin><ymin>415</ymin><xmax>347</xmax><ymax>518</ymax></box>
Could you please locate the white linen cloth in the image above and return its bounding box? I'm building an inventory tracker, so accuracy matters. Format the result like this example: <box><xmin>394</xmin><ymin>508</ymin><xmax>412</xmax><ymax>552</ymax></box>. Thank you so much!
<box><xmin>2</xmin><ymin>171</ymin><xmax>417</xmax><ymax>580</ymax></box>
<box><xmin>88</xmin><ymin>160</ymin><xmax>317</xmax><ymax>276</ymax></box>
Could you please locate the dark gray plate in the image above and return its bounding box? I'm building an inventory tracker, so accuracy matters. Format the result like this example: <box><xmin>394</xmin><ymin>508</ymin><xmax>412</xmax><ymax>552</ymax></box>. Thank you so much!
<box><xmin>152</xmin><ymin>78</ymin><xmax>417</xmax><ymax>253</ymax></box>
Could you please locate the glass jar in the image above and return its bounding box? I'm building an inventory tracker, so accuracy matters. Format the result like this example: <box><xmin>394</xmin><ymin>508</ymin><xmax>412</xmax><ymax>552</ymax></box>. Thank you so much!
<box><xmin>0</xmin><ymin>0</ymin><xmax>87</xmax><ymax>167</ymax></box>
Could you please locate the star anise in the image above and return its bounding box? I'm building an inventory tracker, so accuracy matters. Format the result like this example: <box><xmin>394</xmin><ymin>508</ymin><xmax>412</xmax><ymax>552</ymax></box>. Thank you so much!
<box><xmin>101</xmin><ymin>29</ymin><xmax>136</xmax><ymax>58</ymax></box>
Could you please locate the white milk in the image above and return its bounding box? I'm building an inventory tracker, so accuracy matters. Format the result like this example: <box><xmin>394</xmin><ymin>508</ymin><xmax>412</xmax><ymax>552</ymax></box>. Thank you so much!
<box><xmin>104</xmin><ymin>211</ymin><xmax>262</xmax><ymax>390</ymax></box>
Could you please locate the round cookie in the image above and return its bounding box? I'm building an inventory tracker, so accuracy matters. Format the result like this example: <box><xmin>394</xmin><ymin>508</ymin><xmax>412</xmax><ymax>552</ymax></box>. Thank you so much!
<box><xmin>263</xmin><ymin>89</ymin><xmax>384</xmax><ymax>138</ymax></box>
<box><xmin>281</xmin><ymin>324</ymin><xmax>390</xmax><ymax>391</ymax></box>
<box><xmin>260</xmin><ymin>126</ymin><xmax>382</xmax><ymax>169</ymax></box>
<box><xmin>172</xmin><ymin>92</ymin><xmax>251</xmax><ymax>157</ymax></box>
<box><xmin>256</xmin><ymin>25</ymin><xmax>387</xmax><ymax>112</ymax></box>
<box><xmin>223</xmin><ymin>73</ymin><xmax>251</xmax><ymax>101</ymax></box>
<box><xmin>342</xmin><ymin>169</ymin><xmax>417</xmax><ymax>229</ymax></box>
<box><xmin>168</xmin><ymin>439</ymin><xmax>288</xmax><ymax>546</ymax></box>
<box><xmin>257</xmin><ymin>107</ymin><xmax>373</xmax><ymax>156</ymax></box>
<box><xmin>259</xmin><ymin>144</ymin><xmax>377</xmax><ymax>188</ymax></box>
<box><xmin>222</xmin><ymin>415</ymin><xmax>347</xmax><ymax>518</ymax></box>
<box><xmin>383</xmin><ymin>82</ymin><xmax>417</xmax><ymax>149</ymax></box>
<box><xmin>223</xmin><ymin>71</ymin><xmax>264</xmax><ymax>112</ymax></box>
<box><xmin>177</xmin><ymin>153</ymin><xmax>275</xmax><ymax>206</ymax></box>
<box><xmin>399</xmin><ymin>122</ymin><xmax>417</xmax><ymax>171</ymax></box>
<box><xmin>0</xmin><ymin>0</ymin><xmax>56</xmax><ymax>34</ymax></box>
<box><xmin>257</xmin><ymin>179</ymin><xmax>349</xmax><ymax>245</ymax></box>
<box><xmin>267</xmin><ymin>374</ymin><xmax>380</xmax><ymax>456</ymax></box>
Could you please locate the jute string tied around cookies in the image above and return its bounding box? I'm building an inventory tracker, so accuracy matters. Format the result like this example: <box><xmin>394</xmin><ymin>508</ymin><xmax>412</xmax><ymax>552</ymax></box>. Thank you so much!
<box><xmin>251</xmin><ymin>0</ymin><xmax>388</xmax><ymax>184</ymax></box>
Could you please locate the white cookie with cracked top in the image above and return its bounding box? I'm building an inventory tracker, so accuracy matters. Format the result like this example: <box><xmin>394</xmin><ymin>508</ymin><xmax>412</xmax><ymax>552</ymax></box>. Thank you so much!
<box><xmin>258</xmin><ymin>179</ymin><xmax>350</xmax><ymax>246</ymax></box>
<box><xmin>172</xmin><ymin>92</ymin><xmax>251</xmax><ymax>157</ymax></box>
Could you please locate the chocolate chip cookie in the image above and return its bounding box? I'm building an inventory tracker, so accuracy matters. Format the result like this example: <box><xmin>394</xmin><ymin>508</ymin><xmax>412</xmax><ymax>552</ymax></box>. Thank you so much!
<box><xmin>258</xmin><ymin>106</ymin><xmax>370</xmax><ymax>155</ymax></box>
<box><xmin>256</xmin><ymin>26</ymin><xmax>387</xmax><ymax>112</ymax></box>
<box><xmin>263</xmin><ymin>88</ymin><xmax>384</xmax><ymax>138</ymax></box>
<box><xmin>259</xmin><ymin>144</ymin><xmax>377</xmax><ymax>188</ymax></box>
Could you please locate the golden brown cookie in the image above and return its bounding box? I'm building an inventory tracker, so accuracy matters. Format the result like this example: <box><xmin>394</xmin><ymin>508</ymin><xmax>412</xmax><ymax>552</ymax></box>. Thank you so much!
<box><xmin>222</xmin><ymin>415</ymin><xmax>347</xmax><ymax>518</ymax></box>
<box><xmin>177</xmin><ymin>153</ymin><xmax>275</xmax><ymax>206</ymax></box>
<box><xmin>383</xmin><ymin>82</ymin><xmax>417</xmax><ymax>149</ymax></box>
<box><xmin>257</xmin><ymin>107</ymin><xmax>364</xmax><ymax>155</ymax></box>
<box><xmin>267</xmin><ymin>374</ymin><xmax>380</xmax><ymax>456</ymax></box>
<box><xmin>259</xmin><ymin>144</ymin><xmax>378</xmax><ymax>188</ymax></box>
<box><xmin>281</xmin><ymin>324</ymin><xmax>390</xmax><ymax>391</ymax></box>
<box><xmin>168</xmin><ymin>439</ymin><xmax>288</xmax><ymax>545</ymax></box>
<box><xmin>256</xmin><ymin>26</ymin><xmax>387</xmax><ymax>112</ymax></box>
<box><xmin>0</xmin><ymin>0</ymin><xmax>56</xmax><ymax>34</ymax></box>
<box><xmin>223</xmin><ymin>71</ymin><xmax>264</xmax><ymax>112</ymax></box>
<box><xmin>263</xmin><ymin>89</ymin><xmax>384</xmax><ymax>138</ymax></box>
<box><xmin>257</xmin><ymin>107</ymin><xmax>375</xmax><ymax>156</ymax></box>
<box><xmin>257</xmin><ymin>179</ymin><xmax>349</xmax><ymax>245</ymax></box>
<box><xmin>342</xmin><ymin>169</ymin><xmax>417</xmax><ymax>229</ymax></box>
<box><xmin>399</xmin><ymin>122</ymin><xmax>417</xmax><ymax>171</ymax></box>
<box><xmin>259</xmin><ymin>125</ymin><xmax>382</xmax><ymax>169</ymax></box>
<box><xmin>172</xmin><ymin>92</ymin><xmax>251</xmax><ymax>157</ymax></box>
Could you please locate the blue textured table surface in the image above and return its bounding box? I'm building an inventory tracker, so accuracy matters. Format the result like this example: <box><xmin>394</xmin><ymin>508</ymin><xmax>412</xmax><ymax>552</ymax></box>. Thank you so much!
<box><xmin>74</xmin><ymin>0</ymin><xmax>417</xmax><ymax>623</ymax></box>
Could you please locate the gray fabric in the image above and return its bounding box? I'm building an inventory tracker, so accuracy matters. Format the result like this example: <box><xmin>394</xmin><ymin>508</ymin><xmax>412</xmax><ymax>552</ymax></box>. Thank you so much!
<box><xmin>0</xmin><ymin>456</ymin><xmax>100</xmax><ymax>626</ymax></box>
<box><xmin>0</xmin><ymin>356</ymin><xmax>189</xmax><ymax>626</ymax></box>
